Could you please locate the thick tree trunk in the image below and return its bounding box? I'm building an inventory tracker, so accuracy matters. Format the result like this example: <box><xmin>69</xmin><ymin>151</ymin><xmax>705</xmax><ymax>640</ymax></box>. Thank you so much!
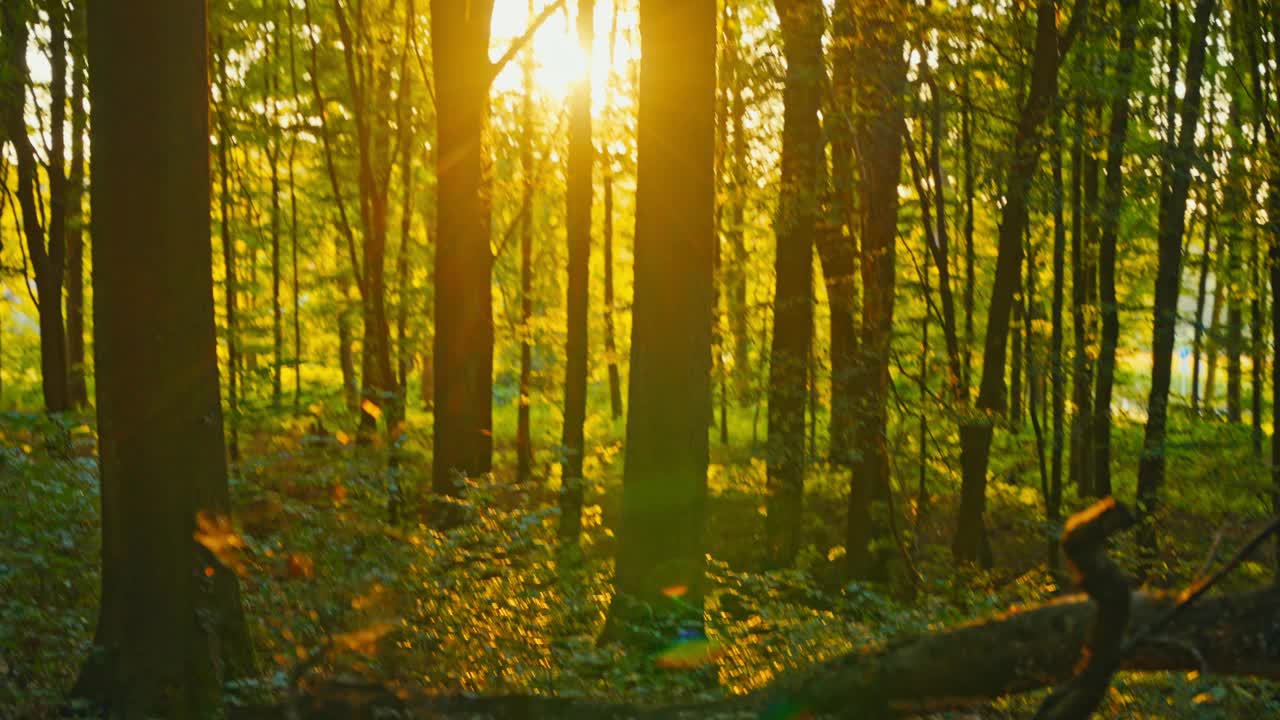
<box><xmin>846</xmin><ymin>0</ymin><xmax>906</xmax><ymax>581</ymax></box>
<box><xmin>432</xmin><ymin>0</ymin><xmax>496</xmax><ymax>496</ymax></box>
<box><xmin>1092</xmin><ymin>0</ymin><xmax>1140</xmax><ymax>499</ymax></box>
<box><xmin>603</xmin><ymin>0</ymin><xmax>715</xmax><ymax>640</ymax></box>
<box><xmin>559</xmin><ymin>0</ymin><xmax>595</xmax><ymax>545</ymax></box>
<box><xmin>1136</xmin><ymin>0</ymin><xmax>1218</xmax><ymax>563</ymax></box>
<box><xmin>74</xmin><ymin>0</ymin><xmax>255</xmax><ymax>711</ymax></box>
<box><xmin>765</xmin><ymin>0</ymin><xmax>822</xmax><ymax>568</ymax></box>
<box><xmin>954</xmin><ymin>0</ymin><xmax>1062</xmax><ymax>564</ymax></box>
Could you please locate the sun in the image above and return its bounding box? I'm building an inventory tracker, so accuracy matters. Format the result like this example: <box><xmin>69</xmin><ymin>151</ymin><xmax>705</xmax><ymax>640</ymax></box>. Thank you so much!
<box><xmin>489</xmin><ymin>0</ymin><xmax>637</xmax><ymax>108</ymax></box>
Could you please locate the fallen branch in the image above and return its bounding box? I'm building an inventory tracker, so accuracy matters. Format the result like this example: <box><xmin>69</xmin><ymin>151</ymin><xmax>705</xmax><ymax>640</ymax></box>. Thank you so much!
<box><xmin>231</xmin><ymin>507</ymin><xmax>1280</xmax><ymax>719</ymax></box>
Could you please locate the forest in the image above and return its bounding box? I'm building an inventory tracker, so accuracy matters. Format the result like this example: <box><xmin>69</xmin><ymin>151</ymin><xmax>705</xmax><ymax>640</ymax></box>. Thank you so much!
<box><xmin>2</xmin><ymin>0</ymin><xmax>1280</xmax><ymax>716</ymax></box>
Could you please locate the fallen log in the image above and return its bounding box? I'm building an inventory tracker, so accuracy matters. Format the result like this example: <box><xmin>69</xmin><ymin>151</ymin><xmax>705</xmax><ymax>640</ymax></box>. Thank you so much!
<box><xmin>229</xmin><ymin>584</ymin><xmax>1280</xmax><ymax>719</ymax></box>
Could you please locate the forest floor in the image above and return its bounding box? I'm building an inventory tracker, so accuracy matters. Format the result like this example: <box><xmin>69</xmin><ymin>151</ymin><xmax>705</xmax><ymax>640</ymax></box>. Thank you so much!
<box><xmin>2</xmin><ymin>399</ymin><xmax>1279</xmax><ymax>718</ymax></box>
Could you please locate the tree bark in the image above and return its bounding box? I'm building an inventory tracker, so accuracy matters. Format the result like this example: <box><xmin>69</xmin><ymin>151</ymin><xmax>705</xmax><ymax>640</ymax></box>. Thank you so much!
<box><xmin>1</xmin><ymin>0</ymin><xmax>71</xmax><ymax>413</ymax></box>
<box><xmin>603</xmin><ymin>0</ymin><xmax>716</xmax><ymax>640</ymax></box>
<box><xmin>765</xmin><ymin>0</ymin><xmax>822</xmax><ymax>568</ymax></box>
<box><xmin>819</xmin><ymin>0</ymin><xmax>860</xmax><ymax>468</ymax></box>
<box><xmin>846</xmin><ymin>0</ymin><xmax>906</xmax><ymax>581</ymax></box>
<box><xmin>66</xmin><ymin>0</ymin><xmax>89</xmax><ymax>409</ymax></box>
<box><xmin>74</xmin><ymin>0</ymin><xmax>255</xmax><ymax>710</ymax></box>
<box><xmin>954</xmin><ymin>0</ymin><xmax>1067</xmax><ymax>564</ymax></box>
<box><xmin>559</xmin><ymin>0</ymin><xmax>595</xmax><ymax>545</ymax></box>
<box><xmin>1136</xmin><ymin>0</ymin><xmax>1218</xmax><ymax>564</ymax></box>
<box><xmin>432</xmin><ymin>0</ymin><xmax>497</xmax><ymax>497</ymax></box>
<box><xmin>516</xmin><ymin>16</ymin><xmax>535</xmax><ymax>485</ymax></box>
<box><xmin>1092</xmin><ymin>0</ymin><xmax>1140</xmax><ymax>499</ymax></box>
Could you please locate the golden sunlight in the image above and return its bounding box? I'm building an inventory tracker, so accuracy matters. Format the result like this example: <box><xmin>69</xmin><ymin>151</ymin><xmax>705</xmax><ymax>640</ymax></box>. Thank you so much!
<box><xmin>489</xmin><ymin>0</ymin><xmax>638</xmax><ymax>107</ymax></box>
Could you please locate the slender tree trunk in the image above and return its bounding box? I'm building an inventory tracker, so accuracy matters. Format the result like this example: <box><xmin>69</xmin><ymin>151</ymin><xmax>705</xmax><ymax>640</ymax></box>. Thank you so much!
<box><xmin>1206</xmin><ymin>277</ymin><xmax>1225</xmax><ymax>410</ymax></box>
<box><xmin>1223</xmin><ymin>95</ymin><xmax>1246</xmax><ymax>424</ymax></box>
<box><xmin>1191</xmin><ymin>183</ymin><xmax>1217</xmax><ymax>414</ymax></box>
<box><xmin>954</xmin><ymin>0</ymin><xmax>1063</xmax><ymax>564</ymax></box>
<box><xmin>559</xmin><ymin>0</ymin><xmax>595</xmax><ymax>545</ymax></box>
<box><xmin>1010</xmin><ymin>267</ymin><xmax>1024</xmax><ymax>427</ymax></box>
<box><xmin>215</xmin><ymin>36</ymin><xmax>240</xmax><ymax>462</ymax></box>
<box><xmin>603</xmin><ymin>0</ymin><xmax>623</xmax><ymax>422</ymax></box>
<box><xmin>846</xmin><ymin>0</ymin><xmax>906</xmax><ymax>581</ymax></box>
<box><xmin>726</xmin><ymin>1</ymin><xmax>751</xmax><ymax>407</ymax></box>
<box><xmin>1069</xmin><ymin>98</ymin><xmax>1095</xmax><ymax>498</ymax></box>
<box><xmin>1</xmin><ymin>0</ymin><xmax>71</xmax><ymax>413</ymax></box>
<box><xmin>1136</xmin><ymin>0</ymin><xmax>1218</xmax><ymax>564</ymax></box>
<box><xmin>765</xmin><ymin>0</ymin><xmax>822</xmax><ymax>569</ymax></box>
<box><xmin>961</xmin><ymin>72</ymin><xmax>976</xmax><ymax>392</ymax></box>
<box><xmin>73</xmin><ymin>0</ymin><xmax>255</xmax><ymax>709</ymax></box>
<box><xmin>66</xmin><ymin>0</ymin><xmax>89</xmax><ymax>409</ymax></box>
<box><xmin>1049</xmin><ymin>110</ymin><xmax>1067</xmax><ymax>570</ymax></box>
<box><xmin>267</xmin><ymin>8</ymin><xmax>284</xmax><ymax>410</ymax></box>
<box><xmin>432</xmin><ymin>0</ymin><xmax>497</xmax><ymax>496</ymax></box>
<box><xmin>1092</xmin><ymin>0</ymin><xmax>1140</xmax><ymax>499</ymax></box>
<box><xmin>819</xmin><ymin>0</ymin><xmax>860</xmax><ymax>467</ymax></box>
<box><xmin>287</xmin><ymin>0</ymin><xmax>303</xmax><ymax>412</ymax></box>
<box><xmin>516</xmin><ymin>18</ymin><xmax>535</xmax><ymax>485</ymax></box>
<box><xmin>603</xmin><ymin>0</ymin><xmax>715</xmax><ymax>641</ymax></box>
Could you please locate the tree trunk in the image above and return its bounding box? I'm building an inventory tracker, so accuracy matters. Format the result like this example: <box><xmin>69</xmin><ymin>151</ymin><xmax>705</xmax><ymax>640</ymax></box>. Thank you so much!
<box><xmin>66</xmin><ymin>0</ymin><xmax>89</xmax><ymax>409</ymax></box>
<box><xmin>1092</xmin><ymin>0</ymin><xmax>1140</xmax><ymax>499</ymax></box>
<box><xmin>846</xmin><ymin>0</ymin><xmax>906</xmax><ymax>581</ymax></box>
<box><xmin>764</xmin><ymin>0</ymin><xmax>822</xmax><ymax>568</ymax></box>
<box><xmin>819</xmin><ymin>0</ymin><xmax>860</xmax><ymax>468</ymax></box>
<box><xmin>267</xmin><ymin>9</ymin><xmax>284</xmax><ymax>410</ymax></box>
<box><xmin>516</xmin><ymin>19</ymin><xmax>535</xmax><ymax>485</ymax></box>
<box><xmin>726</xmin><ymin>1</ymin><xmax>751</xmax><ymax>408</ymax></box>
<box><xmin>1222</xmin><ymin>95</ymin><xmax>1246</xmax><ymax>425</ymax></box>
<box><xmin>603</xmin><ymin>0</ymin><xmax>715</xmax><ymax>641</ymax></box>
<box><xmin>74</xmin><ymin>0</ymin><xmax>255</xmax><ymax>710</ymax></box>
<box><xmin>1136</xmin><ymin>0</ymin><xmax>1218</xmax><ymax>563</ymax></box>
<box><xmin>603</xmin><ymin>4</ymin><xmax>623</xmax><ymax>422</ymax></box>
<box><xmin>1049</xmin><ymin>110</ymin><xmax>1067</xmax><ymax>570</ymax></box>
<box><xmin>215</xmin><ymin>36</ymin><xmax>241</xmax><ymax>462</ymax></box>
<box><xmin>1190</xmin><ymin>161</ymin><xmax>1217</xmax><ymax>415</ymax></box>
<box><xmin>432</xmin><ymin>0</ymin><xmax>496</xmax><ymax>497</ymax></box>
<box><xmin>954</xmin><ymin>0</ymin><xmax>1062</xmax><ymax>564</ymax></box>
<box><xmin>1</xmin><ymin>0</ymin><xmax>71</xmax><ymax>414</ymax></box>
<box><xmin>1069</xmin><ymin>98</ymin><xmax>1096</xmax><ymax>499</ymax></box>
<box><xmin>559</xmin><ymin>0</ymin><xmax>595</xmax><ymax>545</ymax></box>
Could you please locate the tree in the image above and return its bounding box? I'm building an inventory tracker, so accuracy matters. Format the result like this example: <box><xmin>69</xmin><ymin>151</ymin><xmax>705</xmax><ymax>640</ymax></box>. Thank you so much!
<box><xmin>1135</xmin><ymin>0</ymin><xmax>1218</xmax><ymax>563</ymax></box>
<box><xmin>846</xmin><ymin>0</ymin><xmax>907</xmax><ymax>581</ymax></box>
<box><xmin>820</xmin><ymin>0</ymin><xmax>860</xmax><ymax>468</ymax></box>
<box><xmin>432</xmin><ymin>0</ymin><xmax>497</xmax><ymax>496</ymax></box>
<box><xmin>66</xmin><ymin>0</ymin><xmax>89</xmax><ymax>409</ymax></box>
<box><xmin>1091</xmin><ymin>0</ymin><xmax>1140</xmax><ymax>499</ymax></box>
<box><xmin>765</xmin><ymin>0</ymin><xmax>823</xmax><ymax>568</ymax></box>
<box><xmin>1</xmin><ymin>0</ymin><xmax>72</xmax><ymax>413</ymax></box>
<box><xmin>559</xmin><ymin>0</ymin><xmax>596</xmax><ymax>545</ymax></box>
<box><xmin>73</xmin><ymin>0</ymin><xmax>254</xmax><ymax>710</ymax></box>
<box><xmin>604</xmin><ymin>0</ymin><xmax>716</xmax><ymax>639</ymax></box>
<box><xmin>953</xmin><ymin>0</ymin><xmax>1081</xmax><ymax>564</ymax></box>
